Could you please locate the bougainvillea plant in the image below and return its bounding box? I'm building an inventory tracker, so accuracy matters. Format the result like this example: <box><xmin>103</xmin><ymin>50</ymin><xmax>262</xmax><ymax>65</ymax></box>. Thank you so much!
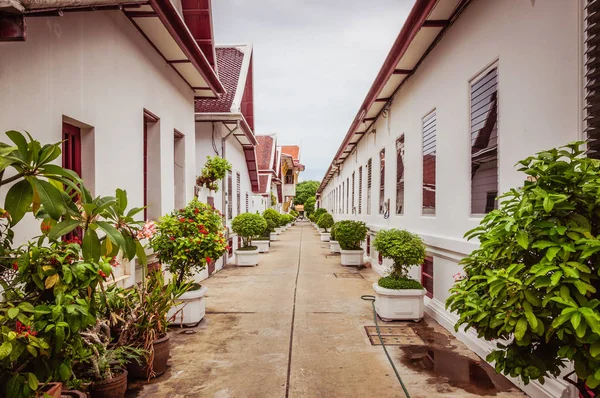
<box><xmin>446</xmin><ymin>142</ymin><xmax>600</xmax><ymax>395</ymax></box>
<box><xmin>151</xmin><ymin>199</ymin><xmax>227</xmax><ymax>286</ymax></box>
<box><xmin>196</xmin><ymin>156</ymin><xmax>231</xmax><ymax>192</ymax></box>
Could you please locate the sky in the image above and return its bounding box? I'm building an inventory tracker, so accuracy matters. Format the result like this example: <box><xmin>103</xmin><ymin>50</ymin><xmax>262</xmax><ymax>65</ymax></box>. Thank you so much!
<box><xmin>212</xmin><ymin>0</ymin><xmax>414</xmax><ymax>182</ymax></box>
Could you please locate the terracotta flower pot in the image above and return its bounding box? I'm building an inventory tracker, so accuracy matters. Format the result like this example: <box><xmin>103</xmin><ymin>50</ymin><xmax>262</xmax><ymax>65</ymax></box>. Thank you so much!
<box><xmin>127</xmin><ymin>334</ymin><xmax>171</xmax><ymax>379</ymax></box>
<box><xmin>37</xmin><ymin>382</ymin><xmax>61</xmax><ymax>398</ymax></box>
<box><xmin>90</xmin><ymin>369</ymin><xmax>128</xmax><ymax>398</ymax></box>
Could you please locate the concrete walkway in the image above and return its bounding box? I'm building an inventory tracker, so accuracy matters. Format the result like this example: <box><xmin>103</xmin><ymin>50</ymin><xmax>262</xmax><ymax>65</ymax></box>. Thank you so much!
<box><xmin>129</xmin><ymin>222</ymin><xmax>526</xmax><ymax>398</ymax></box>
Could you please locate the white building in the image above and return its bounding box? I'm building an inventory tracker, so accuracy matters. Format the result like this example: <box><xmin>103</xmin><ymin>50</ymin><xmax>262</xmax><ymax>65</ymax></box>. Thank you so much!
<box><xmin>317</xmin><ymin>0</ymin><xmax>584</xmax><ymax>397</ymax></box>
<box><xmin>0</xmin><ymin>0</ymin><xmax>226</xmax><ymax>286</ymax></box>
<box><xmin>280</xmin><ymin>145</ymin><xmax>305</xmax><ymax>213</ymax></box>
<box><xmin>256</xmin><ymin>134</ymin><xmax>282</xmax><ymax>211</ymax></box>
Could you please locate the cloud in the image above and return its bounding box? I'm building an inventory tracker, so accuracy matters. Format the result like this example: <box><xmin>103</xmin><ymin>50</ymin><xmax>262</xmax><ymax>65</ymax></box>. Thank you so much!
<box><xmin>212</xmin><ymin>0</ymin><xmax>414</xmax><ymax>181</ymax></box>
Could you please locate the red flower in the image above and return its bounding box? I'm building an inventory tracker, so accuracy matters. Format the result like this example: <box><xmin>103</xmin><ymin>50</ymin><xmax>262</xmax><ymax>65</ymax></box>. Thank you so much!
<box><xmin>194</xmin><ymin>208</ymin><xmax>199</xmax><ymax>214</ymax></box>
<box><xmin>202</xmin><ymin>230</ymin><xmax>208</xmax><ymax>235</ymax></box>
<box><xmin>179</xmin><ymin>217</ymin><xmax>186</xmax><ymax>223</ymax></box>
<box><xmin>98</xmin><ymin>270</ymin><xmax>107</xmax><ymax>279</ymax></box>
<box><xmin>15</xmin><ymin>321</ymin><xmax>36</xmax><ymax>337</ymax></box>
<box><xmin>205</xmin><ymin>256</ymin><xmax>212</xmax><ymax>263</ymax></box>
<box><xmin>110</xmin><ymin>257</ymin><xmax>120</xmax><ymax>267</ymax></box>
<box><xmin>169</xmin><ymin>236</ymin><xmax>176</xmax><ymax>241</ymax></box>
<box><xmin>12</xmin><ymin>262</ymin><xmax>18</xmax><ymax>271</ymax></box>
<box><xmin>188</xmin><ymin>218</ymin><xmax>194</xmax><ymax>223</ymax></box>
<box><xmin>225</xmin><ymin>245</ymin><xmax>230</xmax><ymax>251</ymax></box>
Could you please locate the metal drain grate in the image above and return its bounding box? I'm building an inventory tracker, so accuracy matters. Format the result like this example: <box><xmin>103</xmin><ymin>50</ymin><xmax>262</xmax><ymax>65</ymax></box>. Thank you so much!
<box><xmin>334</xmin><ymin>273</ymin><xmax>363</xmax><ymax>279</ymax></box>
<box><xmin>364</xmin><ymin>325</ymin><xmax>426</xmax><ymax>346</ymax></box>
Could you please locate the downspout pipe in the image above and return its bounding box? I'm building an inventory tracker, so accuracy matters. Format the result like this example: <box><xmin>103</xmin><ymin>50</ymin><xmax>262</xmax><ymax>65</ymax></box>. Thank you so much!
<box><xmin>221</xmin><ymin>121</ymin><xmax>239</xmax><ymax>225</ymax></box>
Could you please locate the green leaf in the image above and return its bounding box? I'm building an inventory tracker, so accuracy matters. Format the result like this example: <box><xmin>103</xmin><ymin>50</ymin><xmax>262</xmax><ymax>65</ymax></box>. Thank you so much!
<box><xmin>543</xmin><ymin>196</ymin><xmax>554</xmax><ymax>212</ymax></box>
<box><xmin>571</xmin><ymin>311</ymin><xmax>581</xmax><ymax>329</ymax></box>
<box><xmin>116</xmin><ymin>188</ymin><xmax>127</xmax><ymax>213</ymax></box>
<box><xmin>0</xmin><ymin>341</ymin><xmax>13</xmax><ymax>360</ymax></box>
<box><xmin>17</xmin><ymin>302</ymin><xmax>35</xmax><ymax>313</ymax></box>
<box><xmin>55</xmin><ymin>325</ymin><xmax>65</xmax><ymax>352</ymax></box>
<box><xmin>6</xmin><ymin>130</ymin><xmax>28</xmax><ymax>157</ymax></box>
<box><xmin>551</xmin><ymin>271</ymin><xmax>563</xmax><ymax>286</ymax></box>
<box><xmin>58</xmin><ymin>363</ymin><xmax>71</xmax><ymax>381</ymax></box>
<box><xmin>96</xmin><ymin>221</ymin><xmax>125</xmax><ymax>248</ymax></box>
<box><xmin>515</xmin><ymin>317</ymin><xmax>528</xmax><ymax>341</ymax></box>
<box><xmin>532</xmin><ymin>240</ymin><xmax>558</xmax><ymax>250</ymax></box>
<box><xmin>525</xmin><ymin>311</ymin><xmax>538</xmax><ymax>329</ymax></box>
<box><xmin>7</xmin><ymin>307</ymin><xmax>19</xmax><ymax>319</ymax></box>
<box><xmin>590</xmin><ymin>340</ymin><xmax>600</xmax><ymax>358</ymax></box>
<box><xmin>4</xmin><ymin>179</ymin><xmax>33</xmax><ymax>225</ymax></box>
<box><xmin>6</xmin><ymin>374</ymin><xmax>21</xmax><ymax>398</ymax></box>
<box><xmin>135</xmin><ymin>240</ymin><xmax>147</xmax><ymax>267</ymax></box>
<box><xmin>516</xmin><ymin>231</ymin><xmax>529</xmax><ymax>249</ymax></box>
<box><xmin>82</xmin><ymin>228</ymin><xmax>101</xmax><ymax>262</ymax></box>
<box><xmin>546</xmin><ymin>247</ymin><xmax>561</xmax><ymax>261</ymax></box>
<box><xmin>27</xmin><ymin>373</ymin><xmax>38</xmax><ymax>392</ymax></box>
<box><xmin>48</xmin><ymin>218</ymin><xmax>80</xmax><ymax>240</ymax></box>
<box><xmin>29</xmin><ymin>178</ymin><xmax>65</xmax><ymax>220</ymax></box>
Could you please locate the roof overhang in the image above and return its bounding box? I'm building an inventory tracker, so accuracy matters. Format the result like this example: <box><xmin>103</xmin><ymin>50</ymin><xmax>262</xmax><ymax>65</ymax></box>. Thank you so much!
<box><xmin>124</xmin><ymin>1</ymin><xmax>225</xmax><ymax>99</ymax></box>
<box><xmin>318</xmin><ymin>0</ymin><xmax>469</xmax><ymax>193</ymax></box>
<box><xmin>194</xmin><ymin>112</ymin><xmax>257</xmax><ymax>146</ymax></box>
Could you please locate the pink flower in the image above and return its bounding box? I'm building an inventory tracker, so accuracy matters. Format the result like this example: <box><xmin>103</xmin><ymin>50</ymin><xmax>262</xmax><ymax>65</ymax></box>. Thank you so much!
<box><xmin>136</xmin><ymin>220</ymin><xmax>157</xmax><ymax>240</ymax></box>
<box><xmin>452</xmin><ymin>272</ymin><xmax>466</xmax><ymax>282</ymax></box>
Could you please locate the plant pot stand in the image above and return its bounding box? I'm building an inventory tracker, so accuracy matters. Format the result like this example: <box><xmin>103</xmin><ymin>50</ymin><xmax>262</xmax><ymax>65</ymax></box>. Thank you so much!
<box><xmin>168</xmin><ymin>286</ymin><xmax>208</xmax><ymax>326</ymax></box>
<box><xmin>236</xmin><ymin>248</ymin><xmax>259</xmax><ymax>266</ymax></box>
<box><xmin>320</xmin><ymin>232</ymin><xmax>331</xmax><ymax>242</ymax></box>
<box><xmin>330</xmin><ymin>240</ymin><xmax>340</xmax><ymax>253</ymax></box>
<box><xmin>340</xmin><ymin>249</ymin><xmax>364</xmax><ymax>266</ymax></box>
<box><xmin>252</xmin><ymin>240</ymin><xmax>270</xmax><ymax>253</ymax></box>
<box><xmin>372</xmin><ymin>282</ymin><xmax>427</xmax><ymax>321</ymax></box>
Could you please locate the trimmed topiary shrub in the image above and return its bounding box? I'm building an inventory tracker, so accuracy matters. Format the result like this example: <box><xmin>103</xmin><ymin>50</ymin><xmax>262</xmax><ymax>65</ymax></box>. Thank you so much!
<box><xmin>373</xmin><ymin>229</ymin><xmax>426</xmax><ymax>280</ymax></box>
<box><xmin>263</xmin><ymin>208</ymin><xmax>280</xmax><ymax>229</ymax></box>
<box><xmin>232</xmin><ymin>213</ymin><xmax>267</xmax><ymax>250</ymax></box>
<box><xmin>330</xmin><ymin>222</ymin><xmax>339</xmax><ymax>241</ymax></box>
<box><xmin>335</xmin><ymin>220</ymin><xmax>368</xmax><ymax>250</ymax></box>
<box><xmin>446</xmin><ymin>142</ymin><xmax>600</xmax><ymax>394</ymax></box>
<box><xmin>378</xmin><ymin>276</ymin><xmax>423</xmax><ymax>290</ymax></box>
<box><xmin>313</xmin><ymin>208</ymin><xmax>327</xmax><ymax>219</ymax></box>
<box><xmin>317</xmin><ymin>213</ymin><xmax>334</xmax><ymax>232</ymax></box>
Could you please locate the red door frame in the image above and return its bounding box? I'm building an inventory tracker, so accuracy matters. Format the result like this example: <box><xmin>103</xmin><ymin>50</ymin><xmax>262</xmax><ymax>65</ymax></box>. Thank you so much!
<box><xmin>62</xmin><ymin>123</ymin><xmax>82</xmax><ymax>177</ymax></box>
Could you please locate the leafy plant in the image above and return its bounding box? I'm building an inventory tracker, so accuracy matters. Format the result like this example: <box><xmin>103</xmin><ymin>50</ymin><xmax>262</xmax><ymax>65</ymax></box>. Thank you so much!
<box><xmin>446</xmin><ymin>142</ymin><xmax>600</xmax><ymax>394</ymax></box>
<box><xmin>335</xmin><ymin>220</ymin><xmax>367</xmax><ymax>250</ymax></box>
<box><xmin>330</xmin><ymin>222</ymin><xmax>339</xmax><ymax>241</ymax></box>
<box><xmin>313</xmin><ymin>208</ymin><xmax>327</xmax><ymax>219</ymax></box>
<box><xmin>317</xmin><ymin>213</ymin><xmax>334</xmax><ymax>232</ymax></box>
<box><xmin>378</xmin><ymin>276</ymin><xmax>423</xmax><ymax>290</ymax></box>
<box><xmin>232</xmin><ymin>213</ymin><xmax>267</xmax><ymax>249</ymax></box>
<box><xmin>262</xmin><ymin>209</ymin><xmax>280</xmax><ymax>231</ymax></box>
<box><xmin>304</xmin><ymin>197</ymin><xmax>316</xmax><ymax>216</ymax></box>
<box><xmin>373</xmin><ymin>229</ymin><xmax>426</xmax><ymax>279</ymax></box>
<box><xmin>151</xmin><ymin>199</ymin><xmax>227</xmax><ymax>287</ymax></box>
<box><xmin>196</xmin><ymin>156</ymin><xmax>231</xmax><ymax>192</ymax></box>
<box><xmin>290</xmin><ymin>209</ymin><xmax>299</xmax><ymax>218</ymax></box>
<box><xmin>293</xmin><ymin>180</ymin><xmax>319</xmax><ymax>205</ymax></box>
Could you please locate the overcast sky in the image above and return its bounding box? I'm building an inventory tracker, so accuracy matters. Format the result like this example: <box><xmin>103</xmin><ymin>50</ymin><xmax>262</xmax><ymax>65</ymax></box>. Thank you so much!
<box><xmin>212</xmin><ymin>0</ymin><xmax>414</xmax><ymax>182</ymax></box>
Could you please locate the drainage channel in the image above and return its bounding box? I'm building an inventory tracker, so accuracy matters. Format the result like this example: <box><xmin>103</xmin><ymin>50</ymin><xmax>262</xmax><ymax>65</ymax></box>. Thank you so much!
<box><xmin>284</xmin><ymin>223</ymin><xmax>303</xmax><ymax>398</ymax></box>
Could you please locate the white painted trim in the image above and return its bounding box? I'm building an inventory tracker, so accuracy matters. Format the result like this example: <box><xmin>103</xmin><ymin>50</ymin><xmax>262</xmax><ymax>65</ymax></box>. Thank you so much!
<box><xmin>230</xmin><ymin>43</ymin><xmax>253</xmax><ymax>114</ymax></box>
<box><xmin>426</xmin><ymin>298</ymin><xmax>576</xmax><ymax>398</ymax></box>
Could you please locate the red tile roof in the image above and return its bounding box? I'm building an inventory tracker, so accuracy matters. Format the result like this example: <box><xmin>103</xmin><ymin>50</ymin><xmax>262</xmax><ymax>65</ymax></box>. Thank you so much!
<box><xmin>258</xmin><ymin>175</ymin><xmax>270</xmax><ymax>195</ymax></box>
<box><xmin>281</xmin><ymin>145</ymin><xmax>300</xmax><ymax>161</ymax></box>
<box><xmin>195</xmin><ymin>47</ymin><xmax>244</xmax><ymax>113</ymax></box>
<box><xmin>256</xmin><ymin>135</ymin><xmax>274</xmax><ymax>170</ymax></box>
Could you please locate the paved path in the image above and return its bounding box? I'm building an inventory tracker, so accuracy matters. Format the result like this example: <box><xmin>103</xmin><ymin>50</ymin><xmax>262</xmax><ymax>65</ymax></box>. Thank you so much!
<box><xmin>131</xmin><ymin>222</ymin><xmax>525</xmax><ymax>398</ymax></box>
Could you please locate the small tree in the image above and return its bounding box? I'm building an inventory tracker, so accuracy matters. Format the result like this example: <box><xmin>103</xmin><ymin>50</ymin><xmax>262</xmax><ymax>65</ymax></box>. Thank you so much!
<box><xmin>196</xmin><ymin>156</ymin><xmax>231</xmax><ymax>192</ymax></box>
<box><xmin>304</xmin><ymin>197</ymin><xmax>316</xmax><ymax>216</ymax></box>
<box><xmin>335</xmin><ymin>220</ymin><xmax>368</xmax><ymax>250</ymax></box>
<box><xmin>446</xmin><ymin>142</ymin><xmax>600</xmax><ymax>394</ymax></box>
<box><xmin>317</xmin><ymin>213</ymin><xmax>334</xmax><ymax>232</ymax></box>
<box><xmin>232</xmin><ymin>213</ymin><xmax>267</xmax><ymax>249</ymax></box>
<box><xmin>373</xmin><ymin>229</ymin><xmax>426</xmax><ymax>279</ymax></box>
<box><xmin>262</xmin><ymin>209</ymin><xmax>280</xmax><ymax>229</ymax></box>
<box><xmin>330</xmin><ymin>222</ymin><xmax>339</xmax><ymax>241</ymax></box>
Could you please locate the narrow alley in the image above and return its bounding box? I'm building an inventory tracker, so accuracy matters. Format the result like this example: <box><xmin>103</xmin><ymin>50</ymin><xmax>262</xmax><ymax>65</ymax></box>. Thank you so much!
<box><xmin>128</xmin><ymin>222</ymin><xmax>525</xmax><ymax>398</ymax></box>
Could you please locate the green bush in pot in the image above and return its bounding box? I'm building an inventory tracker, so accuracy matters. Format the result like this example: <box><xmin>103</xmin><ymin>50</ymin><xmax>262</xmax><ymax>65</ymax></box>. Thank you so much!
<box><xmin>316</xmin><ymin>213</ymin><xmax>334</xmax><ymax>232</ymax></box>
<box><xmin>446</xmin><ymin>142</ymin><xmax>600</xmax><ymax>394</ymax></box>
<box><xmin>196</xmin><ymin>156</ymin><xmax>231</xmax><ymax>192</ymax></box>
<box><xmin>373</xmin><ymin>229</ymin><xmax>426</xmax><ymax>289</ymax></box>
<box><xmin>335</xmin><ymin>220</ymin><xmax>368</xmax><ymax>250</ymax></box>
<box><xmin>313</xmin><ymin>208</ymin><xmax>327</xmax><ymax>220</ymax></box>
<box><xmin>232</xmin><ymin>213</ymin><xmax>267</xmax><ymax>251</ymax></box>
<box><xmin>330</xmin><ymin>222</ymin><xmax>339</xmax><ymax>241</ymax></box>
<box><xmin>262</xmin><ymin>209</ymin><xmax>280</xmax><ymax>229</ymax></box>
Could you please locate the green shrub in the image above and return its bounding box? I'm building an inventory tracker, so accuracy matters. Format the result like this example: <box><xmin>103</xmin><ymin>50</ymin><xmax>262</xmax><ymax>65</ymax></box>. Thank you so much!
<box><xmin>330</xmin><ymin>222</ymin><xmax>339</xmax><ymax>241</ymax></box>
<box><xmin>232</xmin><ymin>213</ymin><xmax>267</xmax><ymax>249</ymax></box>
<box><xmin>308</xmin><ymin>214</ymin><xmax>316</xmax><ymax>222</ymax></box>
<box><xmin>196</xmin><ymin>156</ymin><xmax>231</xmax><ymax>192</ymax></box>
<box><xmin>446</xmin><ymin>142</ymin><xmax>600</xmax><ymax>393</ymax></box>
<box><xmin>313</xmin><ymin>208</ymin><xmax>327</xmax><ymax>219</ymax></box>
<box><xmin>378</xmin><ymin>276</ymin><xmax>423</xmax><ymax>290</ymax></box>
<box><xmin>335</xmin><ymin>220</ymin><xmax>368</xmax><ymax>250</ymax></box>
<box><xmin>373</xmin><ymin>229</ymin><xmax>426</xmax><ymax>279</ymax></box>
<box><xmin>262</xmin><ymin>208</ymin><xmax>280</xmax><ymax>228</ymax></box>
<box><xmin>304</xmin><ymin>197</ymin><xmax>316</xmax><ymax>215</ymax></box>
<box><xmin>290</xmin><ymin>209</ymin><xmax>299</xmax><ymax>218</ymax></box>
<box><xmin>317</xmin><ymin>213</ymin><xmax>334</xmax><ymax>232</ymax></box>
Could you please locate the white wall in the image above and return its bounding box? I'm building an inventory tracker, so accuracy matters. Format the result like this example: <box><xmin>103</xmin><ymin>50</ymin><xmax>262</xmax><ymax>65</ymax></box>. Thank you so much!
<box><xmin>320</xmin><ymin>2</ymin><xmax>581</xmax><ymax>396</ymax></box>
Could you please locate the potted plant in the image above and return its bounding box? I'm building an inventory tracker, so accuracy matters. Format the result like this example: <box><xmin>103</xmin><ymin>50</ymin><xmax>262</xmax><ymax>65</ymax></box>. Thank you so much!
<box><xmin>336</xmin><ymin>220</ymin><xmax>368</xmax><ymax>266</ymax></box>
<box><xmin>151</xmin><ymin>199</ymin><xmax>228</xmax><ymax>326</ymax></box>
<box><xmin>329</xmin><ymin>222</ymin><xmax>340</xmax><ymax>253</ymax></box>
<box><xmin>195</xmin><ymin>155</ymin><xmax>231</xmax><ymax>192</ymax></box>
<box><xmin>251</xmin><ymin>215</ymin><xmax>271</xmax><ymax>253</ymax></box>
<box><xmin>446</xmin><ymin>142</ymin><xmax>600</xmax><ymax>395</ymax></box>
<box><xmin>371</xmin><ymin>229</ymin><xmax>427</xmax><ymax>321</ymax></box>
<box><xmin>313</xmin><ymin>208</ymin><xmax>327</xmax><ymax>232</ymax></box>
<box><xmin>317</xmin><ymin>213</ymin><xmax>334</xmax><ymax>242</ymax></box>
<box><xmin>232</xmin><ymin>213</ymin><xmax>266</xmax><ymax>266</ymax></box>
<box><xmin>262</xmin><ymin>209</ymin><xmax>281</xmax><ymax>236</ymax></box>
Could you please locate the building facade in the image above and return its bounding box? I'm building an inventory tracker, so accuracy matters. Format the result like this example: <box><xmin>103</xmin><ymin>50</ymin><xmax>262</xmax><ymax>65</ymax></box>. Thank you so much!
<box><xmin>317</xmin><ymin>0</ymin><xmax>583</xmax><ymax>397</ymax></box>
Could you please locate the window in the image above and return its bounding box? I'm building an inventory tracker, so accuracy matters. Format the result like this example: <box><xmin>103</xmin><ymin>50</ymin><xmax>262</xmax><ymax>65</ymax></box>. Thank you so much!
<box><xmin>366</xmin><ymin>159</ymin><xmax>372</xmax><ymax>215</ymax></box>
<box><xmin>236</xmin><ymin>172</ymin><xmax>241</xmax><ymax>216</ymax></box>
<box><xmin>143</xmin><ymin>110</ymin><xmax>159</xmax><ymax>220</ymax></box>
<box><xmin>341</xmin><ymin>181</ymin><xmax>345</xmax><ymax>214</ymax></box>
<box><xmin>227</xmin><ymin>170</ymin><xmax>233</xmax><ymax>220</ymax></box>
<box><xmin>471</xmin><ymin>67</ymin><xmax>498</xmax><ymax>214</ymax></box>
<box><xmin>421</xmin><ymin>256</ymin><xmax>434</xmax><ymax>298</ymax></box>
<box><xmin>174</xmin><ymin>130</ymin><xmax>185</xmax><ymax>209</ymax></box>
<box><xmin>351</xmin><ymin>172</ymin><xmax>355</xmax><ymax>214</ymax></box>
<box><xmin>346</xmin><ymin>177</ymin><xmax>349</xmax><ymax>214</ymax></box>
<box><xmin>423</xmin><ymin>111</ymin><xmax>436</xmax><ymax>215</ymax></box>
<box><xmin>358</xmin><ymin>167</ymin><xmax>363</xmax><ymax>214</ymax></box>
<box><xmin>228</xmin><ymin>237</ymin><xmax>233</xmax><ymax>256</ymax></box>
<box><xmin>285</xmin><ymin>169</ymin><xmax>294</xmax><ymax>184</ymax></box>
<box><xmin>245</xmin><ymin>192</ymin><xmax>249</xmax><ymax>213</ymax></box>
<box><xmin>396</xmin><ymin>136</ymin><xmax>405</xmax><ymax>214</ymax></box>
<box><xmin>379</xmin><ymin>149</ymin><xmax>385</xmax><ymax>214</ymax></box>
<box><xmin>366</xmin><ymin>234</ymin><xmax>371</xmax><ymax>256</ymax></box>
<box><xmin>586</xmin><ymin>1</ymin><xmax>600</xmax><ymax>157</ymax></box>
<box><xmin>62</xmin><ymin>123</ymin><xmax>81</xmax><ymax>177</ymax></box>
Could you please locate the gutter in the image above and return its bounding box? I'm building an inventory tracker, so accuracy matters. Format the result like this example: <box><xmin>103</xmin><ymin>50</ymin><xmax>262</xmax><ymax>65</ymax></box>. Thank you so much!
<box><xmin>195</xmin><ymin>112</ymin><xmax>257</xmax><ymax>146</ymax></box>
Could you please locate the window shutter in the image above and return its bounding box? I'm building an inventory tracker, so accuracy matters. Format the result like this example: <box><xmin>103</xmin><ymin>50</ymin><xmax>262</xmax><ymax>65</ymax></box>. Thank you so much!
<box><xmin>423</xmin><ymin>111</ymin><xmax>437</xmax><ymax>214</ymax></box>
<box><xmin>227</xmin><ymin>170</ymin><xmax>233</xmax><ymax>219</ymax></box>
<box><xmin>236</xmin><ymin>172</ymin><xmax>241</xmax><ymax>215</ymax></box>
<box><xmin>358</xmin><ymin>167</ymin><xmax>363</xmax><ymax>214</ymax></box>
<box><xmin>367</xmin><ymin>158</ymin><xmax>372</xmax><ymax>215</ymax></box>
<box><xmin>346</xmin><ymin>177</ymin><xmax>349</xmax><ymax>214</ymax></box>
<box><xmin>586</xmin><ymin>0</ymin><xmax>600</xmax><ymax>157</ymax></box>
<box><xmin>245</xmin><ymin>192</ymin><xmax>249</xmax><ymax>213</ymax></box>
<box><xmin>421</xmin><ymin>256</ymin><xmax>434</xmax><ymax>298</ymax></box>
<box><xmin>352</xmin><ymin>172</ymin><xmax>355</xmax><ymax>214</ymax></box>
<box><xmin>396</xmin><ymin>136</ymin><xmax>405</xmax><ymax>214</ymax></box>
<box><xmin>470</xmin><ymin>67</ymin><xmax>498</xmax><ymax>214</ymax></box>
<box><xmin>379</xmin><ymin>149</ymin><xmax>385</xmax><ymax>214</ymax></box>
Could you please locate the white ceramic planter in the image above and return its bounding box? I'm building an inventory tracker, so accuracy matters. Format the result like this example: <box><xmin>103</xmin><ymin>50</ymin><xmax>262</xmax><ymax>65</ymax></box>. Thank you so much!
<box><xmin>330</xmin><ymin>240</ymin><xmax>340</xmax><ymax>253</ymax></box>
<box><xmin>340</xmin><ymin>249</ymin><xmax>364</xmax><ymax>266</ymax></box>
<box><xmin>318</xmin><ymin>227</ymin><xmax>325</xmax><ymax>233</ymax></box>
<box><xmin>372</xmin><ymin>282</ymin><xmax>427</xmax><ymax>321</ymax></box>
<box><xmin>275</xmin><ymin>227</ymin><xmax>283</xmax><ymax>234</ymax></box>
<box><xmin>168</xmin><ymin>286</ymin><xmax>208</xmax><ymax>326</ymax></box>
<box><xmin>287</xmin><ymin>223</ymin><xmax>292</xmax><ymax>228</ymax></box>
<box><xmin>236</xmin><ymin>248</ymin><xmax>259</xmax><ymax>266</ymax></box>
<box><xmin>252</xmin><ymin>239</ymin><xmax>270</xmax><ymax>253</ymax></box>
<box><xmin>320</xmin><ymin>232</ymin><xmax>331</xmax><ymax>242</ymax></box>
<box><xmin>270</xmin><ymin>232</ymin><xmax>279</xmax><ymax>241</ymax></box>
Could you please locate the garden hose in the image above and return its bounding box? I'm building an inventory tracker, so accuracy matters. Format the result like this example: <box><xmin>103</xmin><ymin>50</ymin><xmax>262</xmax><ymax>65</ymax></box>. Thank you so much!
<box><xmin>361</xmin><ymin>295</ymin><xmax>411</xmax><ymax>398</ymax></box>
